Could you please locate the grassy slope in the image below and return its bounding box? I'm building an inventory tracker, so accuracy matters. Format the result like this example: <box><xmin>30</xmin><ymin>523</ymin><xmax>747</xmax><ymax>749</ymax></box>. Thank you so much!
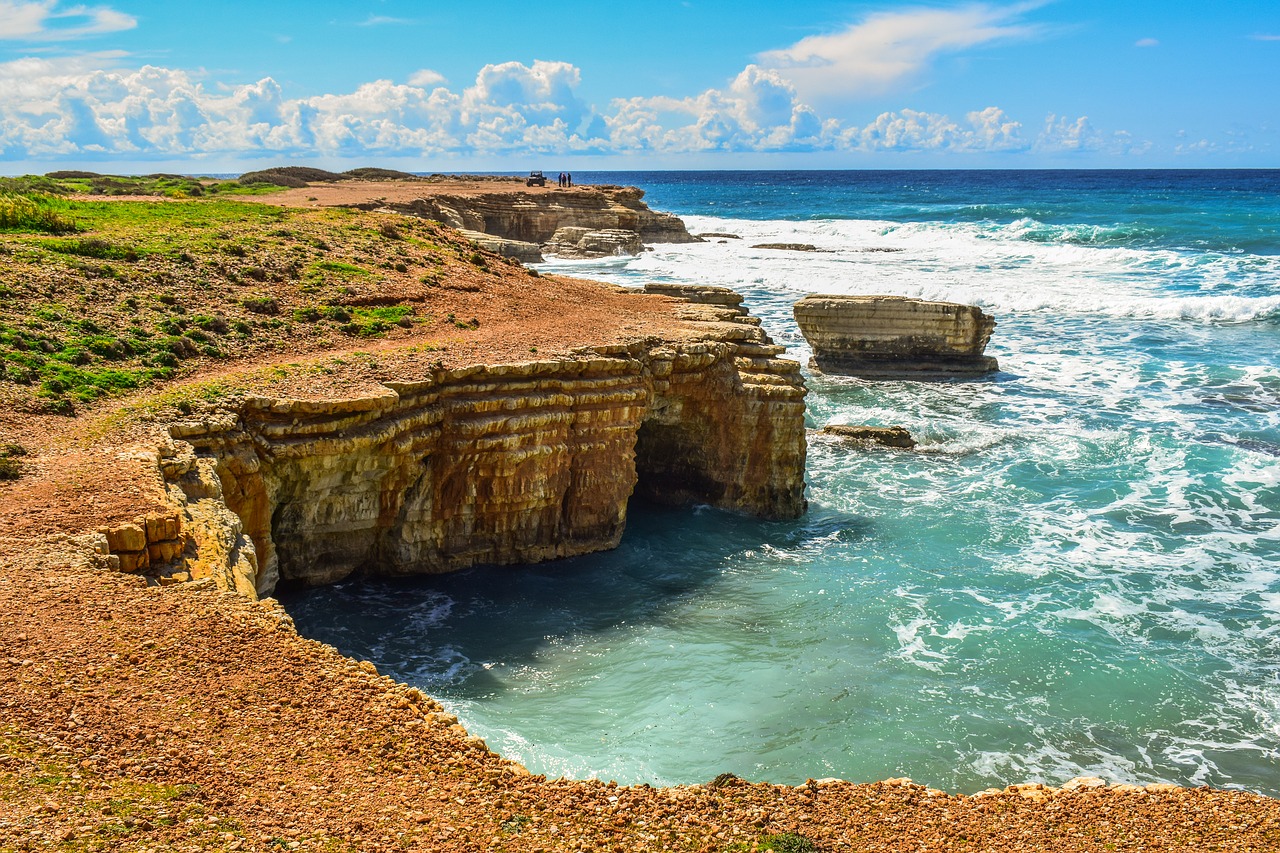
<box><xmin>0</xmin><ymin>176</ymin><xmax>518</xmax><ymax>417</ymax></box>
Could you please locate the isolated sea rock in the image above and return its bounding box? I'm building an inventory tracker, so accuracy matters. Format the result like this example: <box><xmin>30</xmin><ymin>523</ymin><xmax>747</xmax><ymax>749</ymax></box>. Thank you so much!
<box><xmin>793</xmin><ymin>294</ymin><xmax>999</xmax><ymax>378</ymax></box>
<box><xmin>752</xmin><ymin>243</ymin><xmax>826</xmax><ymax>252</ymax></box>
<box><xmin>822</xmin><ymin>424</ymin><xmax>917</xmax><ymax>449</ymax></box>
<box><xmin>144</xmin><ymin>287</ymin><xmax>806</xmax><ymax>594</ymax></box>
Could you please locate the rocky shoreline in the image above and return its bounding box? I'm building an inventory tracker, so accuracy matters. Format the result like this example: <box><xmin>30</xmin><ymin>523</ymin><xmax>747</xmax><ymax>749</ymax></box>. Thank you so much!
<box><xmin>3</xmin><ymin>176</ymin><xmax>1279</xmax><ymax>851</ymax></box>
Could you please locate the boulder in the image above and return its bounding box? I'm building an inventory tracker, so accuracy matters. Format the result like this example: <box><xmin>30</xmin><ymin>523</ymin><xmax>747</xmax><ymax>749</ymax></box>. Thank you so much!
<box><xmin>793</xmin><ymin>294</ymin><xmax>998</xmax><ymax>378</ymax></box>
<box><xmin>545</xmin><ymin>227</ymin><xmax>644</xmax><ymax>259</ymax></box>
<box><xmin>821</xmin><ymin>424</ymin><xmax>916</xmax><ymax>449</ymax></box>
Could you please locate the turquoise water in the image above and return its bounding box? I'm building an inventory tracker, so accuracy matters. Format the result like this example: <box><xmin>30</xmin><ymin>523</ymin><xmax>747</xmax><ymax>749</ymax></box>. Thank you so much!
<box><xmin>282</xmin><ymin>171</ymin><xmax>1280</xmax><ymax>794</ymax></box>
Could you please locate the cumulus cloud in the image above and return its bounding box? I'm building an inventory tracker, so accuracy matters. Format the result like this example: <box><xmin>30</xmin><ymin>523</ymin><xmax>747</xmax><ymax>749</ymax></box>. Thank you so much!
<box><xmin>0</xmin><ymin>54</ymin><xmax>1128</xmax><ymax>162</ymax></box>
<box><xmin>605</xmin><ymin>65</ymin><xmax>838</xmax><ymax>153</ymax></box>
<box><xmin>0</xmin><ymin>0</ymin><xmax>135</xmax><ymax>41</ymax></box>
<box><xmin>407</xmin><ymin>69</ymin><xmax>445</xmax><ymax>87</ymax></box>
<box><xmin>847</xmin><ymin>105</ymin><xmax>1027</xmax><ymax>152</ymax></box>
<box><xmin>758</xmin><ymin>2</ymin><xmax>1044</xmax><ymax>101</ymax></box>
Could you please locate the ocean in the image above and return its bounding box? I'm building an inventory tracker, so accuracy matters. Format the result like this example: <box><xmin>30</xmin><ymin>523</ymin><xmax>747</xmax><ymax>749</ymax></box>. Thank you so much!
<box><xmin>280</xmin><ymin>170</ymin><xmax>1280</xmax><ymax>795</ymax></box>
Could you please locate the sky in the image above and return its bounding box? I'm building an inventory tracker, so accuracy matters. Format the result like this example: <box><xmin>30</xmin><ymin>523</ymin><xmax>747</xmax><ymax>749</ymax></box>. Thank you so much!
<box><xmin>0</xmin><ymin>0</ymin><xmax>1277</xmax><ymax>173</ymax></box>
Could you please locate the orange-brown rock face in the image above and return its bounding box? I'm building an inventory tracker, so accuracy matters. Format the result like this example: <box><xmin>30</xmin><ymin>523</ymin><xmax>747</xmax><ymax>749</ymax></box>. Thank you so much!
<box><xmin>152</xmin><ymin>288</ymin><xmax>806</xmax><ymax>594</ymax></box>
<box><xmin>794</xmin><ymin>294</ymin><xmax>998</xmax><ymax>378</ymax></box>
<box><xmin>368</xmin><ymin>186</ymin><xmax>702</xmax><ymax>247</ymax></box>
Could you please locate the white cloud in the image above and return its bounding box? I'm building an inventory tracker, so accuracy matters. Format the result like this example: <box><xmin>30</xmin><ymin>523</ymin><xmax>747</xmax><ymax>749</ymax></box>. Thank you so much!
<box><xmin>1135</xmin><ymin>37</ymin><xmax>1159</xmax><ymax>48</ymax></box>
<box><xmin>1036</xmin><ymin>113</ymin><xmax>1102</xmax><ymax>152</ymax></box>
<box><xmin>0</xmin><ymin>0</ymin><xmax>135</xmax><ymax>41</ymax></box>
<box><xmin>407</xmin><ymin>69</ymin><xmax>445</xmax><ymax>88</ymax></box>
<box><xmin>604</xmin><ymin>65</ymin><xmax>841</xmax><ymax>153</ymax></box>
<box><xmin>1250</xmin><ymin>34</ymin><xmax>1280</xmax><ymax>42</ymax></box>
<box><xmin>847</xmin><ymin>105</ymin><xmax>1028</xmax><ymax>152</ymax></box>
<box><xmin>358</xmin><ymin>15</ymin><xmax>411</xmax><ymax>27</ymax></box>
<box><xmin>757</xmin><ymin>2</ymin><xmax>1044</xmax><ymax>101</ymax></box>
<box><xmin>0</xmin><ymin>54</ymin><xmax>1148</xmax><ymax>162</ymax></box>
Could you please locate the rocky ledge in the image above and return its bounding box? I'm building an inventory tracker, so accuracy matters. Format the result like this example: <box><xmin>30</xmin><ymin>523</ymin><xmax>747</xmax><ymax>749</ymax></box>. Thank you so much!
<box><xmin>794</xmin><ymin>294</ymin><xmax>999</xmax><ymax>378</ymax></box>
<box><xmin>92</xmin><ymin>285</ymin><xmax>805</xmax><ymax>596</ymax></box>
<box><xmin>349</xmin><ymin>183</ymin><xmax>702</xmax><ymax>262</ymax></box>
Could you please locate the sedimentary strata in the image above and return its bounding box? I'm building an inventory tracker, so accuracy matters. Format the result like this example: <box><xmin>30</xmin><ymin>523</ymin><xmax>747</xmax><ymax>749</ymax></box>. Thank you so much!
<box><xmin>351</xmin><ymin>184</ymin><xmax>701</xmax><ymax>260</ymax></box>
<box><xmin>794</xmin><ymin>294</ymin><xmax>999</xmax><ymax>378</ymax></box>
<box><xmin>97</xmin><ymin>285</ymin><xmax>806</xmax><ymax>595</ymax></box>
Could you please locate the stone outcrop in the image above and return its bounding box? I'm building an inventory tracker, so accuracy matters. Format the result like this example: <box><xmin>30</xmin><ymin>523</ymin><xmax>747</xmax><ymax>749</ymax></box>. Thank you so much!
<box><xmin>354</xmin><ymin>185</ymin><xmax>701</xmax><ymax>260</ymax></box>
<box><xmin>752</xmin><ymin>243</ymin><xmax>827</xmax><ymax>252</ymax></box>
<box><xmin>545</xmin><ymin>227</ymin><xmax>645</xmax><ymax>258</ymax></box>
<box><xmin>821</xmin><ymin>424</ymin><xmax>917</xmax><ymax>449</ymax></box>
<box><xmin>794</xmin><ymin>295</ymin><xmax>999</xmax><ymax>378</ymax></box>
<box><xmin>455</xmin><ymin>229</ymin><xmax>544</xmax><ymax>264</ymax></box>
<box><xmin>113</xmin><ymin>287</ymin><xmax>805</xmax><ymax>595</ymax></box>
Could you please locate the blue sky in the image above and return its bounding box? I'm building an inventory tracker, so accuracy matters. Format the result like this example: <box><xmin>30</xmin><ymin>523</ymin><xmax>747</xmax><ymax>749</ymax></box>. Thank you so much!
<box><xmin>0</xmin><ymin>0</ymin><xmax>1277</xmax><ymax>172</ymax></box>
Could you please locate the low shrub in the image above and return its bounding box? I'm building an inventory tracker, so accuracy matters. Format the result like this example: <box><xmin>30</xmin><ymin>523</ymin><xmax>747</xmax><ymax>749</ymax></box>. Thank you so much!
<box><xmin>0</xmin><ymin>193</ymin><xmax>77</xmax><ymax>235</ymax></box>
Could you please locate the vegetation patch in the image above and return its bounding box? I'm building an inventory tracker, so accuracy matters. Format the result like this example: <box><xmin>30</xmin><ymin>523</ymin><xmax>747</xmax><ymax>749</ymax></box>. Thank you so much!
<box><xmin>46</xmin><ymin>236</ymin><xmax>140</xmax><ymax>262</ymax></box>
<box><xmin>0</xmin><ymin>192</ymin><xmax>78</xmax><ymax>235</ymax></box>
<box><xmin>0</xmin><ymin>442</ymin><xmax>26</xmax><ymax>481</ymax></box>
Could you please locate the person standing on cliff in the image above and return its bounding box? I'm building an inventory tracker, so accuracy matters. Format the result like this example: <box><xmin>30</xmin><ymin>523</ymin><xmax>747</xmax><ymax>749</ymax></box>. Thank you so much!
<box><xmin>567</xmin><ymin>173</ymin><xmax>572</xmax><ymax>188</ymax></box>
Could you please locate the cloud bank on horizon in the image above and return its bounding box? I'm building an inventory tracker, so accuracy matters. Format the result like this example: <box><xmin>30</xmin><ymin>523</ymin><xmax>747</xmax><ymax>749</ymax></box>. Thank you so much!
<box><xmin>0</xmin><ymin>0</ymin><xmax>1273</xmax><ymax>168</ymax></box>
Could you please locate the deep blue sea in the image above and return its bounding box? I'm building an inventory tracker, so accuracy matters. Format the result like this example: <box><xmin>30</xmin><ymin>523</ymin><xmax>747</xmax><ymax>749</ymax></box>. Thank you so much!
<box><xmin>282</xmin><ymin>170</ymin><xmax>1280</xmax><ymax>795</ymax></box>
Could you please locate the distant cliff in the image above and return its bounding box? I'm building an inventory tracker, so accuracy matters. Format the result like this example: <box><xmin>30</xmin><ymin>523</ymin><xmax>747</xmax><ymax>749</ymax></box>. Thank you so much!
<box><xmin>351</xmin><ymin>185</ymin><xmax>702</xmax><ymax>261</ymax></box>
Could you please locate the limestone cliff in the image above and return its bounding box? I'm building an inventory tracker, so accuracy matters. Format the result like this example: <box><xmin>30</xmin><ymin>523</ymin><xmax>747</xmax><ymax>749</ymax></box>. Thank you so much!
<box><xmin>356</xmin><ymin>185</ymin><xmax>701</xmax><ymax>261</ymax></box>
<box><xmin>106</xmin><ymin>287</ymin><xmax>805</xmax><ymax>595</ymax></box>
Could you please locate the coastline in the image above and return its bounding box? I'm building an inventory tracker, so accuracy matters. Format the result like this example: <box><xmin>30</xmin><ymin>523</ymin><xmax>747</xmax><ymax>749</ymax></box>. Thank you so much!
<box><xmin>3</xmin><ymin>174</ymin><xmax>1280</xmax><ymax>851</ymax></box>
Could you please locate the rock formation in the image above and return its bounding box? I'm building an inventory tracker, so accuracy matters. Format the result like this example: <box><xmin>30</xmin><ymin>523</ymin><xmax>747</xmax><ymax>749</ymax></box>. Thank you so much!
<box><xmin>109</xmin><ymin>286</ymin><xmax>805</xmax><ymax>595</ymax></box>
<box><xmin>354</xmin><ymin>185</ymin><xmax>701</xmax><ymax>261</ymax></box>
<box><xmin>455</xmin><ymin>229</ymin><xmax>544</xmax><ymax>264</ymax></box>
<box><xmin>794</xmin><ymin>295</ymin><xmax>999</xmax><ymax>378</ymax></box>
<box><xmin>821</xmin><ymin>424</ymin><xmax>917</xmax><ymax>449</ymax></box>
<box><xmin>545</xmin><ymin>227</ymin><xmax>645</xmax><ymax>259</ymax></box>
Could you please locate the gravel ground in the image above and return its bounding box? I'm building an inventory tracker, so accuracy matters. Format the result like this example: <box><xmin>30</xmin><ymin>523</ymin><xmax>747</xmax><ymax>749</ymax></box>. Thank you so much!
<box><xmin>3</xmin><ymin>564</ymin><xmax>1280</xmax><ymax>853</ymax></box>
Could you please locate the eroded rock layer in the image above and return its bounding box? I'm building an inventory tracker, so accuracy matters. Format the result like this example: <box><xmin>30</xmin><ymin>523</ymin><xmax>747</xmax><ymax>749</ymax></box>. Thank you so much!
<box><xmin>794</xmin><ymin>294</ymin><xmax>999</xmax><ymax>378</ymax></box>
<box><xmin>128</xmin><ymin>287</ymin><xmax>805</xmax><ymax>595</ymax></box>
<box><xmin>362</xmin><ymin>185</ymin><xmax>701</xmax><ymax>252</ymax></box>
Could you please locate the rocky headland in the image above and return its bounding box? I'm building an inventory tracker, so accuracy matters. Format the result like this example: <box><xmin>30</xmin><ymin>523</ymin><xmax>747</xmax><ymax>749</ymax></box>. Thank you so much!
<box><xmin>2</xmin><ymin>172</ymin><xmax>1277</xmax><ymax>851</ymax></box>
<box><xmin>269</xmin><ymin>176</ymin><xmax>702</xmax><ymax>262</ymax></box>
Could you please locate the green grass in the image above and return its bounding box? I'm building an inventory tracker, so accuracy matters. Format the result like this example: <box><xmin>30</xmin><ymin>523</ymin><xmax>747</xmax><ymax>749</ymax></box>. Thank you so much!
<box><xmin>0</xmin><ymin>192</ymin><xmax>78</xmax><ymax>234</ymax></box>
<box><xmin>311</xmin><ymin>259</ymin><xmax>371</xmax><ymax>276</ymax></box>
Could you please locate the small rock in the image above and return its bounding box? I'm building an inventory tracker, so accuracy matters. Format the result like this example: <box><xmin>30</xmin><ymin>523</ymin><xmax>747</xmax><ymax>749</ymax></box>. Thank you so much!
<box><xmin>822</xmin><ymin>424</ymin><xmax>916</xmax><ymax>449</ymax></box>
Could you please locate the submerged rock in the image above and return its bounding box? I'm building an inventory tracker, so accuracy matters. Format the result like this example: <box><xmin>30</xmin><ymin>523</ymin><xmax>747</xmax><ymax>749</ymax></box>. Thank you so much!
<box><xmin>752</xmin><ymin>243</ymin><xmax>827</xmax><ymax>252</ymax></box>
<box><xmin>794</xmin><ymin>294</ymin><xmax>999</xmax><ymax>379</ymax></box>
<box><xmin>822</xmin><ymin>424</ymin><xmax>917</xmax><ymax>449</ymax></box>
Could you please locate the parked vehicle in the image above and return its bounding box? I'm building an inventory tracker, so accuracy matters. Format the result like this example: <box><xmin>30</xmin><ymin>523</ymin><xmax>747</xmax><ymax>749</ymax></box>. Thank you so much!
<box><xmin>526</xmin><ymin>171</ymin><xmax>547</xmax><ymax>187</ymax></box>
